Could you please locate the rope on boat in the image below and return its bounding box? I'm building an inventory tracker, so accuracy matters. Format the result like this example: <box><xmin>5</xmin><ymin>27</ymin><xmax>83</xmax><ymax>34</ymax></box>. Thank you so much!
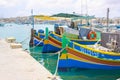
<box><xmin>30</xmin><ymin>31</ymin><xmax>53</xmax><ymax>49</ymax></box>
<box><xmin>93</xmin><ymin>39</ymin><xmax>101</xmax><ymax>48</ymax></box>
<box><xmin>20</xmin><ymin>36</ymin><xmax>30</xmax><ymax>44</ymax></box>
<box><xmin>50</xmin><ymin>47</ymin><xmax>66</xmax><ymax>80</ymax></box>
<box><xmin>30</xmin><ymin>38</ymin><xmax>44</xmax><ymax>49</ymax></box>
<box><xmin>54</xmin><ymin>51</ymin><xmax>60</xmax><ymax>75</ymax></box>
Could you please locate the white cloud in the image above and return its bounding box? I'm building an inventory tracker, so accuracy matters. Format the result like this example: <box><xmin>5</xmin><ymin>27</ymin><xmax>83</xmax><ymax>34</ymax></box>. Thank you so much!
<box><xmin>0</xmin><ymin>0</ymin><xmax>120</xmax><ymax>18</ymax></box>
<box><xmin>0</xmin><ymin>0</ymin><xmax>19</xmax><ymax>7</ymax></box>
<box><xmin>0</xmin><ymin>0</ymin><xmax>7</xmax><ymax>6</ymax></box>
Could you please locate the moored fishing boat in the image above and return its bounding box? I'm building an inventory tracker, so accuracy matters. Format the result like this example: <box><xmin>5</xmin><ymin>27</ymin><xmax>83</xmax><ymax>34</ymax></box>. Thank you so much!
<box><xmin>42</xmin><ymin>23</ymin><xmax>101</xmax><ymax>53</ymax></box>
<box><xmin>58</xmin><ymin>31</ymin><xmax>120</xmax><ymax>69</ymax></box>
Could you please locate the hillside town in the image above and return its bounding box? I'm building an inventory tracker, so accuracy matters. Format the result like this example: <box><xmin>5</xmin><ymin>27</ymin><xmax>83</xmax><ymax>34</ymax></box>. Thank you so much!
<box><xmin>0</xmin><ymin>14</ymin><xmax>120</xmax><ymax>26</ymax></box>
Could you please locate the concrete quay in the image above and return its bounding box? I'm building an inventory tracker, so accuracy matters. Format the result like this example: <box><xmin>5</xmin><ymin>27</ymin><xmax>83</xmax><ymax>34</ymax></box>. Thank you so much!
<box><xmin>0</xmin><ymin>39</ymin><xmax>54</xmax><ymax>80</ymax></box>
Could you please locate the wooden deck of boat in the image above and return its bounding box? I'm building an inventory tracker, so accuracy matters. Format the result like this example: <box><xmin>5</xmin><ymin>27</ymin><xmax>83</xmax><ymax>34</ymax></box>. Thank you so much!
<box><xmin>0</xmin><ymin>39</ymin><xmax>53</xmax><ymax>80</ymax></box>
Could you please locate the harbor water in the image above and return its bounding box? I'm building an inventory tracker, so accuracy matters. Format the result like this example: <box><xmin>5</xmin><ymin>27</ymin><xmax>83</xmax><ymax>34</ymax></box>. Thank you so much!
<box><xmin>0</xmin><ymin>23</ymin><xmax>120</xmax><ymax>80</ymax></box>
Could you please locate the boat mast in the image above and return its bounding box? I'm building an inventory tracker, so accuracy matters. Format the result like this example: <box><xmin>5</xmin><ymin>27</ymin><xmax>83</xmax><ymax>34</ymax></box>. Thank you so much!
<box><xmin>86</xmin><ymin>0</ymin><xmax>91</xmax><ymax>29</ymax></box>
<box><xmin>30</xmin><ymin>9</ymin><xmax>34</xmax><ymax>47</ymax></box>
<box><xmin>86</xmin><ymin>0</ymin><xmax>89</xmax><ymax>27</ymax></box>
<box><xmin>106</xmin><ymin>8</ymin><xmax>109</xmax><ymax>32</ymax></box>
<box><xmin>80</xmin><ymin>0</ymin><xmax>83</xmax><ymax>24</ymax></box>
<box><xmin>86</xmin><ymin>0</ymin><xmax>88</xmax><ymax>16</ymax></box>
<box><xmin>31</xmin><ymin>9</ymin><xmax>34</xmax><ymax>29</ymax></box>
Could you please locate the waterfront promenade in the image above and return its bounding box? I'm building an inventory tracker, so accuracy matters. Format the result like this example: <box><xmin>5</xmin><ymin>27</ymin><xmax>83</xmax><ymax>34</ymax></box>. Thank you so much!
<box><xmin>0</xmin><ymin>39</ymin><xmax>53</xmax><ymax>80</ymax></box>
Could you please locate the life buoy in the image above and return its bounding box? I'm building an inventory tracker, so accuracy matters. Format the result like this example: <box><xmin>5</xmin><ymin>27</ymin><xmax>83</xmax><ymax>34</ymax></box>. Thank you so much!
<box><xmin>87</xmin><ymin>31</ymin><xmax>97</xmax><ymax>40</ymax></box>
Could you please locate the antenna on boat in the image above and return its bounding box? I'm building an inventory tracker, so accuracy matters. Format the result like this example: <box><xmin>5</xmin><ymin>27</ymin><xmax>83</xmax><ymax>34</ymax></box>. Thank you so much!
<box><xmin>106</xmin><ymin>8</ymin><xmax>109</xmax><ymax>32</ymax></box>
<box><xmin>29</xmin><ymin>9</ymin><xmax>35</xmax><ymax>47</ymax></box>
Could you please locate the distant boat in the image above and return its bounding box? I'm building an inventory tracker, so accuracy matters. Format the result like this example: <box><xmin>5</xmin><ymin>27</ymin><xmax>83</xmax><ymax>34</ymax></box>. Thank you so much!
<box><xmin>116</xmin><ymin>25</ymin><xmax>120</xmax><ymax>29</ymax></box>
<box><xmin>0</xmin><ymin>23</ymin><xmax>5</xmax><ymax>27</ymax></box>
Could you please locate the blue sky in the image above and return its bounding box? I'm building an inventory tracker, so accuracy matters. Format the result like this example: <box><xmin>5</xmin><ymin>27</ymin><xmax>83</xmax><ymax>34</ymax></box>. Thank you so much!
<box><xmin>0</xmin><ymin>0</ymin><xmax>120</xmax><ymax>18</ymax></box>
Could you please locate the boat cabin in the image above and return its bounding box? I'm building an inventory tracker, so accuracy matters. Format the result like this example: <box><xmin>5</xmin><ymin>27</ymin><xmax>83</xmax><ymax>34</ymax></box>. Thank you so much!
<box><xmin>101</xmin><ymin>32</ymin><xmax>120</xmax><ymax>53</ymax></box>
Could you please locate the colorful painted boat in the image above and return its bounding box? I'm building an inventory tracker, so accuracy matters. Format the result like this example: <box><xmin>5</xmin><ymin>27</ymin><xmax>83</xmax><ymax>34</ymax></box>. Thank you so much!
<box><xmin>42</xmin><ymin>26</ymin><xmax>101</xmax><ymax>53</ymax></box>
<box><xmin>59</xmin><ymin>56</ymin><xmax>120</xmax><ymax>69</ymax></box>
<box><xmin>29</xmin><ymin>23</ymin><xmax>101</xmax><ymax>49</ymax></box>
<box><xmin>58</xmin><ymin>33</ymin><xmax>120</xmax><ymax>69</ymax></box>
<box><xmin>42</xmin><ymin>33</ymin><xmax>99</xmax><ymax>53</ymax></box>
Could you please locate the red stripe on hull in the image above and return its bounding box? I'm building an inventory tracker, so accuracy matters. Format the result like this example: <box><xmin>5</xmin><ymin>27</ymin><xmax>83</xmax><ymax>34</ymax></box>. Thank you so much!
<box><xmin>67</xmin><ymin>48</ymin><xmax>120</xmax><ymax>66</ymax></box>
<box><xmin>34</xmin><ymin>35</ymin><xmax>42</xmax><ymax>40</ymax></box>
<box><xmin>49</xmin><ymin>36</ymin><xmax>61</xmax><ymax>46</ymax></box>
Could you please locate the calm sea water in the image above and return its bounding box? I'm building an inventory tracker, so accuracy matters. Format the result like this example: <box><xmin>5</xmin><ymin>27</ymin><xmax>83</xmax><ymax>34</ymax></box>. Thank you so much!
<box><xmin>0</xmin><ymin>23</ymin><xmax>120</xmax><ymax>80</ymax></box>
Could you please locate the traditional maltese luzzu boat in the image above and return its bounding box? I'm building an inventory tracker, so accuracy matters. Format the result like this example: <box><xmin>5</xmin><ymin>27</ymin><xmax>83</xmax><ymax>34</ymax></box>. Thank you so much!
<box><xmin>58</xmin><ymin>31</ymin><xmax>120</xmax><ymax>69</ymax></box>
<box><xmin>42</xmin><ymin>24</ymin><xmax>101</xmax><ymax>53</ymax></box>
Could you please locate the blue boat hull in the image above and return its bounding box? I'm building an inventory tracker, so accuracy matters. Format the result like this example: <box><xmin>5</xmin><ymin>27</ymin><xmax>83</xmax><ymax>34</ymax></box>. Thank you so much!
<box><xmin>42</xmin><ymin>44</ymin><xmax>61</xmax><ymax>53</ymax></box>
<box><xmin>59</xmin><ymin>59</ymin><xmax>120</xmax><ymax>70</ymax></box>
<box><xmin>69</xmin><ymin>41</ymin><xmax>120</xmax><ymax>60</ymax></box>
<box><xmin>34</xmin><ymin>38</ymin><xmax>44</xmax><ymax>46</ymax></box>
<box><xmin>50</xmin><ymin>33</ymin><xmax>98</xmax><ymax>45</ymax></box>
<box><xmin>42</xmin><ymin>33</ymin><xmax>98</xmax><ymax>53</ymax></box>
